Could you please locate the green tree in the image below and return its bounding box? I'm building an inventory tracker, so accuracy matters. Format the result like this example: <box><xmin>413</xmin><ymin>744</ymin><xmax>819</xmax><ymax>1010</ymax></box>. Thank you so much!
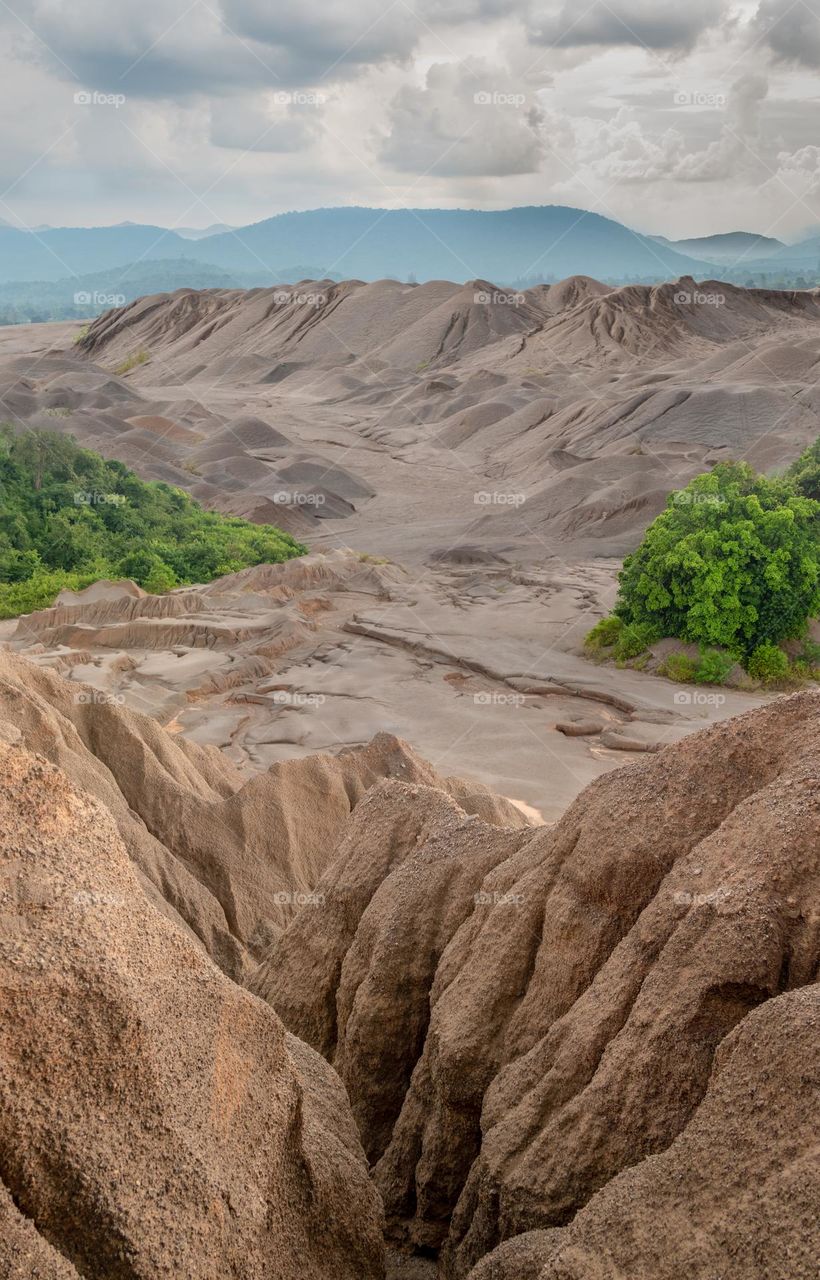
<box><xmin>615</xmin><ymin>462</ymin><xmax>820</xmax><ymax>655</ymax></box>
<box><xmin>787</xmin><ymin>437</ymin><xmax>820</xmax><ymax>501</ymax></box>
<box><xmin>142</xmin><ymin>560</ymin><xmax>178</xmax><ymax>595</ymax></box>
<box><xmin>41</xmin><ymin>507</ymin><xmax>103</xmax><ymax>571</ymax></box>
<box><xmin>0</xmin><ymin>426</ymin><xmax>306</xmax><ymax>617</ymax></box>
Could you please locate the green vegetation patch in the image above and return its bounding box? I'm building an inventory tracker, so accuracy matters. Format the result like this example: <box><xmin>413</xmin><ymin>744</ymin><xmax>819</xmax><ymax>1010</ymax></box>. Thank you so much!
<box><xmin>585</xmin><ymin>444</ymin><xmax>820</xmax><ymax>686</ymax></box>
<box><xmin>746</xmin><ymin>642</ymin><xmax>790</xmax><ymax>684</ymax></box>
<box><xmin>115</xmin><ymin>349</ymin><xmax>150</xmax><ymax>375</ymax></box>
<box><xmin>0</xmin><ymin>427</ymin><xmax>306</xmax><ymax>618</ymax></box>
<box><xmin>787</xmin><ymin>436</ymin><xmax>820</xmax><ymax>501</ymax></box>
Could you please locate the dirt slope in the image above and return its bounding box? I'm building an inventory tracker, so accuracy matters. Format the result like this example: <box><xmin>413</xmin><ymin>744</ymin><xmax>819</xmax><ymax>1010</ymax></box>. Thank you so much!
<box><xmin>470</xmin><ymin>987</ymin><xmax>819</xmax><ymax>1279</ymax></box>
<box><xmin>2</xmin><ymin>275</ymin><xmax>818</xmax><ymax>562</ymax></box>
<box><xmin>2</xmin><ymin>550</ymin><xmax>775</xmax><ymax>826</ymax></box>
<box><xmin>0</xmin><ymin>643</ymin><xmax>816</xmax><ymax>1278</ymax></box>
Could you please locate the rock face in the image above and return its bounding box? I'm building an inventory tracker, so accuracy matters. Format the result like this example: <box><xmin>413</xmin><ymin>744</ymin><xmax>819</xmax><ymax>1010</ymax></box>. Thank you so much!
<box><xmin>0</xmin><ymin>1182</ymin><xmax>85</xmax><ymax>1279</ymax></box>
<box><xmin>0</xmin><ymin>648</ymin><xmax>526</xmax><ymax>981</ymax></box>
<box><xmin>255</xmin><ymin>691</ymin><xmax>820</xmax><ymax>1276</ymax></box>
<box><xmin>250</xmin><ymin>780</ymin><xmax>533</xmax><ymax>1166</ymax></box>
<box><xmin>467</xmin><ymin>1231</ymin><xmax>564</xmax><ymax>1280</ymax></box>
<box><xmin>0</xmin><ymin>737</ymin><xmax>385</xmax><ymax>1279</ymax></box>
<box><xmin>470</xmin><ymin>987</ymin><xmax>820</xmax><ymax>1280</ymax></box>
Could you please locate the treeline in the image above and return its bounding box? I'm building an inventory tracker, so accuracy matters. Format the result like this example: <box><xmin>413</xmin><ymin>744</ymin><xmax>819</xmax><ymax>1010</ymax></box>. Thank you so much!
<box><xmin>0</xmin><ymin>427</ymin><xmax>305</xmax><ymax>616</ymax></box>
<box><xmin>0</xmin><ymin>259</ymin><xmax>344</xmax><ymax>325</ymax></box>
<box><xmin>0</xmin><ymin>259</ymin><xmax>239</xmax><ymax>324</ymax></box>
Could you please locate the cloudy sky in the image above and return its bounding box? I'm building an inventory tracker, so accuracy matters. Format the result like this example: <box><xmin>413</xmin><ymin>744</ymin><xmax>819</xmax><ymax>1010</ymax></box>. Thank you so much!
<box><xmin>1</xmin><ymin>0</ymin><xmax>819</xmax><ymax>238</ymax></box>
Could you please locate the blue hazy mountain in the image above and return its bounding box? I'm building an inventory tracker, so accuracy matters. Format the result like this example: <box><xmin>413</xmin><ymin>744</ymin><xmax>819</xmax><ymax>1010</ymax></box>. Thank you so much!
<box><xmin>0</xmin><ymin>205</ymin><xmax>715</xmax><ymax>286</ymax></box>
<box><xmin>192</xmin><ymin>205</ymin><xmax>712</xmax><ymax>282</ymax></box>
<box><xmin>4</xmin><ymin>207</ymin><xmax>819</xmax><ymax>298</ymax></box>
<box><xmin>651</xmin><ymin>231</ymin><xmax>787</xmax><ymax>263</ymax></box>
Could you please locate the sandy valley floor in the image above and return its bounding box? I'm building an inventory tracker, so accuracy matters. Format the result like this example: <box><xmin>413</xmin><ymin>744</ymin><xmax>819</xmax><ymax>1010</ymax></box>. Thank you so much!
<box><xmin>2</xmin><ymin>275</ymin><xmax>815</xmax><ymax>819</ymax></box>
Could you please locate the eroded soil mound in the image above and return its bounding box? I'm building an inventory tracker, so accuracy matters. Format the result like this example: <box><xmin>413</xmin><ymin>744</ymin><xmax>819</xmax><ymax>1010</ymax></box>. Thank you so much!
<box><xmin>0</xmin><ymin>638</ymin><xmax>815</xmax><ymax>1278</ymax></box>
<box><xmin>470</xmin><ymin>987</ymin><xmax>819</xmax><ymax>1279</ymax></box>
<box><xmin>254</xmin><ymin>691</ymin><xmax>819</xmax><ymax>1276</ymax></box>
<box><xmin>0</xmin><ymin>647</ymin><xmax>525</xmax><ymax>982</ymax></box>
<box><xmin>4</xmin><ymin>275</ymin><xmax>820</xmax><ymax>564</ymax></box>
<box><xmin>0</xmin><ymin>739</ymin><xmax>385</xmax><ymax>1279</ymax></box>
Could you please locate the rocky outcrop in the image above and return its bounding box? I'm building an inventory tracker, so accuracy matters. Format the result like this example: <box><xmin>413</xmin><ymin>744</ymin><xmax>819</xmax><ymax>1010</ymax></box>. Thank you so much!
<box><xmin>0</xmin><ymin>649</ymin><xmax>525</xmax><ymax>981</ymax></box>
<box><xmin>467</xmin><ymin>1231</ymin><xmax>564</xmax><ymax>1280</ymax></box>
<box><xmin>441</xmin><ymin>696</ymin><xmax>819</xmax><ymax>1275</ymax></box>
<box><xmin>0</xmin><ymin>739</ymin><xmax>385</xmax><ymax>1279</ymax></box>
<box><xmin>250</xmin><ymin>780</ymin><xmax>532</xmax><ymax>1165</ymax></box>
<box><xmin>1</xmin><ymin>639</ymin><xmax>816</xmax><ymax>1279</ymax></box>
<box><xmin>256</xmin><ymin>691</ymin><xmax>819</xmax><ymax>1274</ymax></box>
<box><xmin>0</xmin><ymin>1181</ymin><xmax>84</xmax><ymax>1279</ymax></box>
<box><xmin>469</xmin><ymin>987</ymin><xmax>820</xmax><ymax>1280</ymax></box>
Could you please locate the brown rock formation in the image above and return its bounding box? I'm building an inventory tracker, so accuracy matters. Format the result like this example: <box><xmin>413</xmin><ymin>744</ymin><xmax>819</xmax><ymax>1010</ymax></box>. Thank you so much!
<box><xmin>467</xmin><ymin>1231</ymin><xmax>564</xmax><ymax>1279</ymax></box>
<box><xmin>468</xmin><ymin>987</ymin><xmax>819</xmax><ymax>1279</ymax></box>
<box><xmin>1</xmin><ymin>638</ymin><xmax>816</xmax><ymax>1279</ymax></box>
<box><xmin>0</xmin><ymin>649</ymin><xmax>524</xmax><ymax>981</ymax></box>
<box><xmin>256</xmin><ymin>691</ymin><xmax>819</xmax><ymax>1274</ymax></box>
<box><xmin>0</xmin><ymin>738</ymin><xmax>385</xmax><ymax>1279</ymax></box>
<box><xmin>250</xmin><ymin>780</ymin><xmax>532</xmax><ymax>1165</ymax></box>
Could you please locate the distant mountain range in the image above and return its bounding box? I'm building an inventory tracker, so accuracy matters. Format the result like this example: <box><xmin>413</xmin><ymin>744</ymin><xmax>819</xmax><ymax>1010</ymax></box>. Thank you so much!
<box><xmin>0</xmin><ymin>206</ymin><xmax>720</xmax><ymax>286</ymax></box>
<box><xmin>0</xmin><ymin>206</ymin><xmax>818</xmax><ymax>298</ymax></box>
<box><xmin>651</xmin><ymin>231</ymin><xmax>788</xmax><ymax>263</ymax></box>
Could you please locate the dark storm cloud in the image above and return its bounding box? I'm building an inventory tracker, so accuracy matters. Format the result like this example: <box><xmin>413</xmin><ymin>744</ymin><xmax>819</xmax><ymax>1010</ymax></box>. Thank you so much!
<box><xmin>7</xmin><ymin>0</ymin><xmax>735</xmax><ymax>103</ymax></box>
<box><xmin>753</xmin><ymin>0</ymin><xmax>820</xmax><ymax>69</ymax></box>
<box><xmin>7</xmin><ymin>0</ymin><xmax>419</xmax><ymax>97</ymax></box>
<box><xmin>219</xmin><ymin>0</ymin><xmax>420</xmax><ymax>72</ymax></box>
<box><xmin>528</xmin><ymin>0</ymin><xmax>729</xmax><ymax>53</ymax></box>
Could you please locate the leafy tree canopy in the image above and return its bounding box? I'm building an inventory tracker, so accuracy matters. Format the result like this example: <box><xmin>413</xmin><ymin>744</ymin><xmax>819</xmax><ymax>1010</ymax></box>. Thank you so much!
<box><xmin>0</xmin><ymin>426</ymin><xmax>306</xmax><ymax>617</ymax></box>
<box><xmin>614</xmin><ymin>460</ymin><xmax>820</xmax><ymax>655</ymax></box>
<box><xmin>787</xmin><ymin>436</ymin><xmax>820</xmax><ymax>501</ymax></box>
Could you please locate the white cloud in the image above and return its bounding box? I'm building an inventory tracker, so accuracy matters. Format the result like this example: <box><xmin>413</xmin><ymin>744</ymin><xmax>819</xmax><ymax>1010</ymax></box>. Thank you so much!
<box><xmin>773</xmin><ymin>144</ymin><xmax>820</xmax><ymax>196</ymax></box>
<box><xmin>673</xmin><ymin>74</ymin><xmax>769</xmax><ymax>181</ymax></box>
<box><xmin>378</xmin><ymin>59</ymin><xmax>547</xmax><ymax>177</ymax></box>
<box><xmin>0</xmin><ymin>0</ymin><xmax>816</xmax><ymax>240</ymax></box>
<box><xmin>209</xmin><ymin>97</ymin><xmax>325</xmax><ymax>153</ymax></box>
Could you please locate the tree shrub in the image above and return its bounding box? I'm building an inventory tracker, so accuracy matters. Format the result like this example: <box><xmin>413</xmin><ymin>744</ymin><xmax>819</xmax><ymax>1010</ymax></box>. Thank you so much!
<box><xmin>693</xmin><ymin>646</ymin><xmax>737</xmax><ymax>685</ymax></box>
<box><xmin>660</xmin><ymin>651</ymin><xmax>698</xmax><ymax>683</ymax></box>
<box><xmin>584</xmin><ymin>615</ymin><xmax>623</xmax><ymax>650</ymax></box>
<box><xmin>746</xmin><ymin>642</ymin><xmax>790</xmax><ymax>684</ymax></box>
<box><xmin>615</xmin><ymin>462</ymin><xmax>820</xmax><ymax>656</ymax></box>
<box><xmin>787</xmin><ymin>437</ymin><xmax>820</xmax><ymax>501</ymax></box>
<box><xmin>612</xmin><ymin>621</ymin><xmax>659</xmax><ymax>661</ymax></box>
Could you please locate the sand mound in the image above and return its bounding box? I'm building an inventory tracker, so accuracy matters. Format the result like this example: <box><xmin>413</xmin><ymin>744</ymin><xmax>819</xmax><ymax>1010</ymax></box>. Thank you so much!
<box><xmin>252</xmin><ymin>692</ymin><xmax>819</xmax><ymax>1274</ymax></box>
<box><xmin>79</xmin><ymin>279</ymin><xmax>547</xmax><ymax>377</ymax></box>
<box><xmin>6</xmin><ymin>274</ymin><xmax>820</xmax><ymax>564</ymax></box>
<box><xmin>0</xmin><ymin>738</ymin><xmax>385</xmax><ymax>1279</ymax></box>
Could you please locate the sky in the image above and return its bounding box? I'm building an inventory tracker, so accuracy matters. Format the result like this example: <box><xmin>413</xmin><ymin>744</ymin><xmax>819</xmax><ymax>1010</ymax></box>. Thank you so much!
<box><xmin>0</xmin><ymin>0</ymin><xmax>819</xmax><ymax>239</ymax></box>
